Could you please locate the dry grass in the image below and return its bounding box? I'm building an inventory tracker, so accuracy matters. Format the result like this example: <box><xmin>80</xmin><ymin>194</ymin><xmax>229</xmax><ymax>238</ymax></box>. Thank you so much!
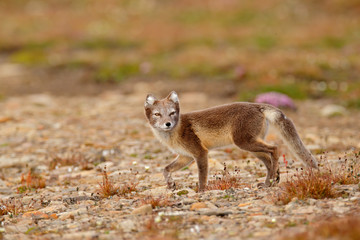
<box><xmin>206</xmin><ymin>164</ymin><xmax>246</xmax><ymax>191</ymax></box>
<box><xmin>0</xmin><ymin>198</ymin><xmax>24</xmax><ymax>217</ymax></box>
<box><xmin>98</xmin><ymin>170</ymin><xmax>120</xmax><ymax>198</ymax></box>
<box><xmin>273</xmin><ymin>151</ymin><xmax>360</xmax><ymax>205</ymax></box>
<box><xmin>17</xmin><ymin>170</ymin><xmax>46</xmax><ymax>193</ymax></box>
<box><xmin>97</xmin><ymin>169</ymin><xmax>138</xmax><ymax>198</ymax></box>
<box><xmin>140</xmin><ymin>216</ymin><xmax>181</xmax><ymax>240</ymax></box>
<box><xmin>329</xmin><ymin>151</ymin><xmax>360</xmax><ymax>185</ymax></box>
<box><xmin>273</xmin><ymin>168</ymin><xmax>337</xmax><ymax>205</ymax></box>
<box><xmin>281</xmin><ymin>215</ymin><xmax>360</xmax><ymax>240</ymax></box>
<box><xmin>140</xmin><ymin>195</ymin><xmax>174</xmax><ymax>209</ymax></box>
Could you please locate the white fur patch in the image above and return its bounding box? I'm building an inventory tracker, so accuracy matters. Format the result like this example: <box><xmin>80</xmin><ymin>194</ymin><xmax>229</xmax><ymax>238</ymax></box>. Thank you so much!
<box><xmin>145</xmin><ymin>95</ymin><xmax>156</xmax><ymax>106</ymax></box>
<box><xmin>264</xmin><ymin>110</ymin><xmax>280</xmax><ymax>122</ymax></box>
<box><xmin>169</xmin><ymin>91</ymin><xmax>179</xmax><ymax>103</ymax></box>
<box><xmin>150</xmin><ymin>126</ymin><xmax>192</xmax><ymax>157</ymax></box>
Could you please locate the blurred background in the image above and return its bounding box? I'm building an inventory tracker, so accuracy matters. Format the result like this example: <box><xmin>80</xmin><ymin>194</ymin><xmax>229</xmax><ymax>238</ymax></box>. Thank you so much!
<box><xmin>0</xmin><ymin>0</ymin><xmax>359</xmax><ymax>106</ymax></box>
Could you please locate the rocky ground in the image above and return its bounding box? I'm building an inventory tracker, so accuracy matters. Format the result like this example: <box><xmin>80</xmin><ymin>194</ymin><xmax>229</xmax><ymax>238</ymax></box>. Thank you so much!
<box><xmin>0</xmin><ymin>86</ymin><xmax>359</xmax><ymax>240</ymax></box>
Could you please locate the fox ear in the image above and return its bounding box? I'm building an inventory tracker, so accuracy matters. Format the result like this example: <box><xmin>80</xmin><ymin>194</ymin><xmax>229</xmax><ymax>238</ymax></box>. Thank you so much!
<box><xmin>167</xmin><ymin>91</ymin><xmax>179</xmax><ymax>103</ymax></box>
<box><xmin>145</xmin><ymin>94</ymin><xmax>156</xmax><ymax>107</ymax></box>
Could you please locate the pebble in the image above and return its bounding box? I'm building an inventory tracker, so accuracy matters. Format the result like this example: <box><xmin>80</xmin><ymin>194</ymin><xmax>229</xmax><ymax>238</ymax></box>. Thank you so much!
<box><xmin>321</xmin><ymin>104</ymin><xmax>347</xmax><ymax>117</ymax></box>
<box><xmin>1</xmin><ymin>92</ymin><xmax>359</xmax><ymax>240</ymax></box>
<box><xmin>131</xmin><ymin>204</ymin><xmax>153</xmax><ymax>215</ymax></box>
<box><xmin>118</xmin><ymin>219</ymin><xmax>137</xmax><ymax>233</ymax></box>
<box><xmin>190</xmin><ymin>202</ymin><xmax>208</xmax><ymax>211</ymax></box>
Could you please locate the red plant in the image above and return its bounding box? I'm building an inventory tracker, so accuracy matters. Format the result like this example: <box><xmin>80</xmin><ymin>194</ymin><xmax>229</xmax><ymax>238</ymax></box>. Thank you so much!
<box><xmin>273</xmin><ymin>167</ymin><xmax>337</xmax><ymax>205</ymax></box>
<box><xmin>0</xmin><ymin>198</ymin><xmax>24</xmax><ymax>216</ymax></box>
<box><xmin>281</xmin><ymin>215</ymin><xmax>360</xmax><ymax>240</ymax></box>
<box><xmin>283</xmin><ymin>154</ymin><xmax>288</xmax><ymax>168</ymax></box>
<box><xmin>330</xmin><ymin>151</ymin><xmax>360</xmax><ymax>185</ymax></box>
<box><xmin>98</xmin><ymin>168</ymin><xmax>138</xmax><ymax>198</ymax></box>
<box><xmin>17</xmin><ymin>170</ymin><xmax>46</xmax><ymax>193</ymax></box>
<box><xmin>206</xmin><ymin>163</ymin><xmax>246</xmax><ymax>191</ymax></box>
<box><xmin>140</xmin><ymin>195</ymin><xmax>173</xmax><ymax>208</ymax></box>
<box><xmin>98</xmin><ymin>170</ymin><xmax>120</xmax><ymax>198</ymax></box>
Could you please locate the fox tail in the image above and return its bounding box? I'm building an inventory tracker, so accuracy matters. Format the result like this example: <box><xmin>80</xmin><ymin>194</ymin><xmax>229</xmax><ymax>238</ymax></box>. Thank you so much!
<box><xmin>262</xmin><ymin>106</ymin><xmax>318</xmax><ymax>168</ymax></box>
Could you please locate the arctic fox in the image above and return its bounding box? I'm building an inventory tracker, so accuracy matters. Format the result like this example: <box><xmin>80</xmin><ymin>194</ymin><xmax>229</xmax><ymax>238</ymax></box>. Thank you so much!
<box><xmin>144</xmin><ymin>91</ymin><xmax>318</xmax><ymax>191</ymax></box>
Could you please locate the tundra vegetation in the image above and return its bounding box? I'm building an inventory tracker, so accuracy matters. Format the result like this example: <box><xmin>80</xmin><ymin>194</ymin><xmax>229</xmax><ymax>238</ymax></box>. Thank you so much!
<box><xmin>0</xmin><ymin>0</ymin><xmax>360</xmax><ymax>239</ymax></box>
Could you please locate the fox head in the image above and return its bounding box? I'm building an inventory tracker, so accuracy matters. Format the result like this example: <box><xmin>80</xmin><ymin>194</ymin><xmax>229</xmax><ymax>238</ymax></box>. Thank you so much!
<box><xmin>144</xmin><ymin>91</ymin><xmax>180</xmax><ymax>132</ymax></box>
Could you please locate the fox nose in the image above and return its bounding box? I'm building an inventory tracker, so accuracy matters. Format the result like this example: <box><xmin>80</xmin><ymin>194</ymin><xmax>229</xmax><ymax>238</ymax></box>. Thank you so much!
<box><xmin>165</xmin><ymin>122</ymin><xmax>171</xmax><ymax>127</ymax></box>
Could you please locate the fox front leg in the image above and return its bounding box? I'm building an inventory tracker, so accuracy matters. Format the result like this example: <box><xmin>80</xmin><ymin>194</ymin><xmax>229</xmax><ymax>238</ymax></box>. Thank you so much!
<box><xmin>163</xmin><ymin>155</ymin><xmax>194</xmax><ymax>190</ymax></box>
<box><xmin>195</xmin><ymin>153</ymin><xmax>209</xmax><ymax>192</ymax></box>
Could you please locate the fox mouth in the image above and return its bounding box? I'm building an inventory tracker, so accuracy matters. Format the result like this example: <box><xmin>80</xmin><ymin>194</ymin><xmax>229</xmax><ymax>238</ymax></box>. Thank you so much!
<box><xmin>161</xmin><ymin>127</ymin><xmax>173</xmax><ymax>131</ymax></box>
<box><xmin>157</xmin><ymin>125</ymin><xmax>175</xmax><ymax>132</ymax></box>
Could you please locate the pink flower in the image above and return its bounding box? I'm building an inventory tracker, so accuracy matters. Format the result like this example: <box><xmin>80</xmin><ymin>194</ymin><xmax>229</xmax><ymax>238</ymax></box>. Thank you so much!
<box><xmin>254</xmin><ymin>92</ymin><xmax>296</xmax><ymax>110</ymax></box>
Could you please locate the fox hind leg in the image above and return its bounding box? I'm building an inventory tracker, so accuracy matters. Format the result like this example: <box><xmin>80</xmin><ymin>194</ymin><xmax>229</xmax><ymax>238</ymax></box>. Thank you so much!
<box><xmin>234</xmin><ymin>139</ymin><xmax>280</xmax><ymax>187</ymax></box>
<box><xmin>164</xmin><ymin>155</ymin><xmax>194</xmax><ymax>190</ymax></box>
<box><xmin>251</xmin><ymin>152</ymin><xmax>273</xmax><ymax>187</ymax></box>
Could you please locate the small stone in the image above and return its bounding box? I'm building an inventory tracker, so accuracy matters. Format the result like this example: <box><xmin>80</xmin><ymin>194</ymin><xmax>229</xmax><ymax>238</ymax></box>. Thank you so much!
<box><xmin>5</xmin><ymin>224</ymin><xmax>28</xmax><ymax>233</ymax></box>
<box><xmin>22</xmin><ymin>211</ymin><xmax>49</xmax><ymax>219</ymax></box>
<box><xmin>141</xmin><ymin>186</ymin><xmax>169</xmax><ymax>197</ymax></box>
<box><xmin>96</xmin><ymin>161</ymin><xmax>114</xmax><ymax>171</ymax></box>
<box><xmin>238</xmin><ymin>202</ymin><xmax>251</xmax><ymax>208</ymax></box>
<box><xmin>190</xmin><ymin>202</ymin><xmax>208</xmax><ymax>211</ymax></box>
<box><xmin>59</xmin><ymin>212</ymin><xmax>74</xmax><ymax>220</ymax></box>
<box><xmin>199</xmin><ymin>210</ymin><xmax>233</xmax><ymax>216</ymax></box>
<box><xmin>308</xmin><ymin>198</ymin><xmax>317</xmax><ymax>205</ymax></box>
<box><xmin>204</xmin><ymin>201</ymin><xmax>218</xmax><ymax>209</ymax></box>
<box><xmin>350</xmin><ymin>197</ymin><xmax>358</xmax><ymax>201</ymax></box>
<box><xmin>321</xmin><ymin>104</ymin><xmax>347</xmax><ymax>117</ymax></box>
<box><xmin>119</xmin><ymin>219</ymin><xmax>136</xmax><ymax>233</ymax></box>
<box><xmin>285</xmin><ymin>202</ymin><xmax>297</xmax><ymax>212</ymax></box>
<box><xmin>131</xmin><ymin>204</ymin><xmax>153</xmax><ymax>215</ymax></box>
<box><xmin>292</xmin><ymin>206</ymin><xmax>314</xmax><ymax>214</ymax></box>
<box><xmin>154</xmin><ymin>216</ymin><xmax>162</xmax><ymax>223</ymax></box>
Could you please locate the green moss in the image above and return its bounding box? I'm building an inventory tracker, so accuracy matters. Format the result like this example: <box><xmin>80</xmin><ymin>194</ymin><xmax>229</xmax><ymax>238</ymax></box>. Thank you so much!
<box><xmin>94</xmin><ymin>63</ymin><xmax>139</xmax><ymax>83</ymax></box>
<box><xmin>347</xmin><ymin>98</ymin><xmax>360</xmax><ymax>109</ymax></box>
<box><xmin>262</xmin><ymin>84</ymin><xmax>308</xmax><ymax>99</ymax></box>
<box><xmin>77</xmin><ymin>38</ymin><xmax>140</xmax><ymax>50</ymax></box>
<box><xmin>321</xmin><ymin>36</ymin><xmax>346</xmax><ymax>49</ymax></box>
<box><xmin>228</xmin><ymin>9</ymin><xmax>256</xmax><ymax>25</ymax></box>
<box><xmin>176</xmin><ymin>190</ymin><xmax>189</xmax><ymax>196</ymax></box>
<box><xmin>11</xmin><ymin>50</ymin><xmax>47</xmax><ymax>65</ymax></box>
<box><xmin>144</xmin><ymin>154</ymin><xmax>153</xmax><ymax>160</ymax></box>
<box><xmin>25</xmin><ymin>227</ymin><xmax>37</xmax><ymax>234</ymax></box>
<box><xmin>253</xmin><ymin>35</ymin><xmax>278</xmax><ymax>50</ymax></box>
<box><xmin>286</xmin><ymin>222</ymin><xmax>297</xmax><ymax>227</ymax></box>
<box><xmin>163</xmin><ymin>63</ymin><xmax>232</xmax><ymax>79</ymax></box>
<box><xmin>174</xmin><ymin>10</ymin><xmax>210</xmax><ymax>24</ymax></box>
<box><xmin>61</xmin><ymin>60</ymin><xmax>94</xmax><ymax>69</ymax></box>
<box><xmin>0</xmin><ymin>143</ymin><xmax>9</xmax><ymax>147</ymax></box>
<box><xmin>239</xmin><ymin>83</ymin><xmax>309</xmax><ymax>101</ymax></box>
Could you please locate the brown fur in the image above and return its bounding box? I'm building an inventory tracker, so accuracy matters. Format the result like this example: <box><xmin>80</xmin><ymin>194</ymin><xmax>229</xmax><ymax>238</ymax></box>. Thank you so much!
<box><xmin>145</xmin><ymin>92</ymin><xmax>318</xmax><ymax>191</ymax></box>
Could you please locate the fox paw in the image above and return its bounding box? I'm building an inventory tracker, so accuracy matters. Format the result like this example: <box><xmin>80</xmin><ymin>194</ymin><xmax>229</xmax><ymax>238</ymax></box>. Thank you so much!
<box><xmin>167</xmin><ymin>181</ymin><xmax>176</xmax><ymax>190</ymax></box>
<box><xmin>261</xmin><ymin>178</ymin><xmax>278</xmax><ymax>188</ymax></box>
<box><xmin>275</xmin><ymin>169</ymin><xmax>280</xmax><ymax>183</ymax></box>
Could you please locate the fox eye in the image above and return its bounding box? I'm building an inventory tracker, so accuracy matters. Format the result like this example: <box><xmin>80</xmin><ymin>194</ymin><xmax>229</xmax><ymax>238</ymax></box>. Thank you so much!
<box><xmin>154</xmin><ymin>113</ymin><xmax>161</xmax><ymax>117</ymax></box>
<box><xmin>169</xmin><ymin>111</ymin><xmax>176</xmax><ymax>116</ymax></box>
